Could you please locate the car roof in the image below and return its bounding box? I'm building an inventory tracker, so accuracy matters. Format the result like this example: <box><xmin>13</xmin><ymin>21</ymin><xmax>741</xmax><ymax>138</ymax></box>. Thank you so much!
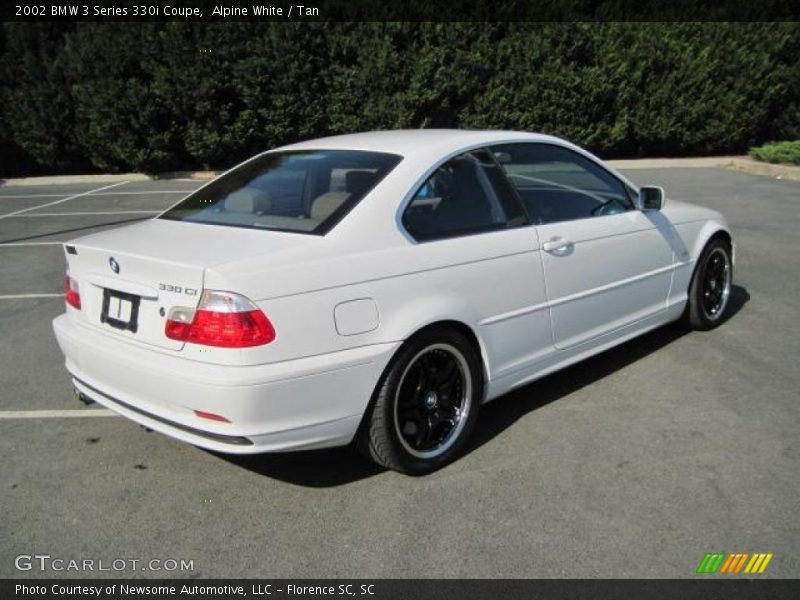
<box><xmin>278</xmin><ymin>129</ymin><xmax>563</xmax><ymax>156</ymax></box>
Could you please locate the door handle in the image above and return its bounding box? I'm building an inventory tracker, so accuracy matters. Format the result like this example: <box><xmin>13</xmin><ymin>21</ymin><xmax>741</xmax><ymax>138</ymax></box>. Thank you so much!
<box><xmin>542</xmin><ymin>237</ymin><xmax>572</xmax><ymax>253</ymax></box>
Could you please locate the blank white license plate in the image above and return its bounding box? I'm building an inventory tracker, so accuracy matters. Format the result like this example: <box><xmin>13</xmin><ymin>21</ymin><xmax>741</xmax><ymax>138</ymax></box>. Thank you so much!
<box><xmin>101</xmin><ymin>288</ymin><xmax>141</xmax><ymax>333</ymax></box>
<box><xmin>108</xmin><ymin>296</ymin><xmax>132</xmax><ymax>322</ymax></box>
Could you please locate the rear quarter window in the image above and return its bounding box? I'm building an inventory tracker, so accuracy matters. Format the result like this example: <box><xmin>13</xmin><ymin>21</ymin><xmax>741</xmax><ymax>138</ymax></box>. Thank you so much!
<box><xmin>402</xmin><ymin>149</ymin><xmax>526</xmax><ymax>242</ymax></box>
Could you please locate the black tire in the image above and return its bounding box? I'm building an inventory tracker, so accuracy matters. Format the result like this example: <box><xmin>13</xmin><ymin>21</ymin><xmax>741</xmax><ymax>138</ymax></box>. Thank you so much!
<box><xmin>359</xmin><ymin>327</ymin><xmax>483</xmax><ymax>475</ymax></box>
<box><xmin>683</xmin><ymin>238</ymin><xmax>733</xmax><ymax>330</ymax></box>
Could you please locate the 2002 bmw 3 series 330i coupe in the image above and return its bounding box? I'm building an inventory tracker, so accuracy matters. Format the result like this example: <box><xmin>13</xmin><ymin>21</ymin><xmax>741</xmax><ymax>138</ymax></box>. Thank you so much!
<box><xmin>53</xmin><ymin>130</ymin><xmax>734</xmax><ymax>474</ymax></box>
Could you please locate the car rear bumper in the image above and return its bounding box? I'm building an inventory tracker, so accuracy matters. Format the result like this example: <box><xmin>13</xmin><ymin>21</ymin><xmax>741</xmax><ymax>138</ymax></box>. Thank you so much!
<box><xmin>53</xmin><ymin>314</ymin><xmax>399</xmax><ymax>454</ymax></box>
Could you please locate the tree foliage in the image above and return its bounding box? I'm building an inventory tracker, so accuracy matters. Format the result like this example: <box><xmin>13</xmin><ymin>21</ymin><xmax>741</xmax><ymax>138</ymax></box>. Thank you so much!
<box><xmin>1</xmin><ymin>22</ymin><xmax>798</xmax><ymax>176</ymax></box>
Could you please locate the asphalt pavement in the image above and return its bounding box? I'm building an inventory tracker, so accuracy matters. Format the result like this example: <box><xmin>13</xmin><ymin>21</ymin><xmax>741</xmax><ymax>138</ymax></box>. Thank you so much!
<box><xmin>0</xmin><ymin>168</ymin><xmax>797</xmax><ymax>578</ymax></box>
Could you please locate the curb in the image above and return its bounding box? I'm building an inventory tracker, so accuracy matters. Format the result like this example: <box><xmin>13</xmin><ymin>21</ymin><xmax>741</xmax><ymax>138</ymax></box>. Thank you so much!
<box><xmin>728</xmin><ymin>157</ymin><xmax>800</xmax><ymax>181</ymax></box>
<box><xmin>0</xmin><ymin>171</ymin><xmax>218</xmax><ymax>187</ymax></box>
<box><xmin>2</xmin><ymin>156</ymin><xmax>798</xmax><ymax>187</ymax></box>
<box><xmin>0</xmin><ymin>173</ymin><xmax>152</xmax><ymax>187</ymax></box>
<box><xmin>607</xmin><ymin>156</ymin><xmax>741</xmax><ymax>170</ymax></box>
<box><xmin>610</xmin><ymin>156</ymin><xmax>800</xmax><ymax>180</ymax></box>
<box><xmin>151</xmin><ymin>170</ymin><xmax>219</xmax><ymax>181</ymax></box>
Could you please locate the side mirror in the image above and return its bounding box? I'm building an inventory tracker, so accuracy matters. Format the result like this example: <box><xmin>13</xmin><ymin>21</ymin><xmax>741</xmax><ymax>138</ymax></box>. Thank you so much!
<box><xmin>639</xmin><ymin>186</ymin><xmax>665</xmax><ymax>211</ymax></box>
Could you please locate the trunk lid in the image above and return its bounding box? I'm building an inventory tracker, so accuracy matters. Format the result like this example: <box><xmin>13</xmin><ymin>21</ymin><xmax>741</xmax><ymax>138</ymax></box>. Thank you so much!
<box><xmin>64</xmin><ymin>218</ymin><xmax>314</xmax><ymax>350</ymax></box>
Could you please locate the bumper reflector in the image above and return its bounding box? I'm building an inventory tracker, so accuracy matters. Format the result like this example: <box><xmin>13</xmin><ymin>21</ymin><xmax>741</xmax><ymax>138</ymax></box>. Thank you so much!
<box><xmin>193</xmin><ymin>410</ymin><xmax>231</xmax><ymax>423</ymax></box>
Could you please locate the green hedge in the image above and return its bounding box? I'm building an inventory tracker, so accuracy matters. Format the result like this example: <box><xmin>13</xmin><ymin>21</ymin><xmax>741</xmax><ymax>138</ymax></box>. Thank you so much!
<box><xmin>2</xmin><ymin>22</ymin><xmax>799</xmax><ymax>176</ymax></box>
<box><xmin>749</xmin><ymin>140</ymin><xmax>800</xmax><ymax>164</ymax></box>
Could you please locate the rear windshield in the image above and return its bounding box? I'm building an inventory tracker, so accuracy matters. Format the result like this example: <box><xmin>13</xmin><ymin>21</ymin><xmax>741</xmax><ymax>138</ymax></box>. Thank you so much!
<box><xmin>160</xmin><ymin>150</ymin><xmax>402</xmax><ymax>235</ymax></box>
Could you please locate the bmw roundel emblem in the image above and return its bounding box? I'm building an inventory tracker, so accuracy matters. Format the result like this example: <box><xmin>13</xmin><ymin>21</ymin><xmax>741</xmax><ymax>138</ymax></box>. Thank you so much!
<box><xmin>108</xmin><ymin>257</ymin><xmax>120</xmax><ymax>274</ymax></box>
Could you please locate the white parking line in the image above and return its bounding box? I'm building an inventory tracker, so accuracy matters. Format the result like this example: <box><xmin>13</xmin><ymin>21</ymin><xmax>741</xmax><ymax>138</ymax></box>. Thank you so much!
<box><xmin>0</xmin><ymin>241</ymin><xmax>63</xmax><ymax>246</ymax></box>
<box><xmin>89</xmin><ymin>190</ymin><xmax>196</xmax><ymax>196</ymax></box>
<box><xmin>0</xmin><ymin>190</ymin><xmax>195</xmax><ymax>199</ymax></box>
<box><xmin>0</xmin><ymin>293</ymin><xmax>63</xmax><ymax>300</ymax></box>
<box><xmin>0</xmin><ymin>193</ymin><xmax>70</xmax><ymax>199</ymax></box>
<box><xmin>0</xmin><ymin>181</ymin><xmax>130</xmax><ymax>219</ymax></box>
<box><xmin>9</xmin><ymin>210</ymin><xmax>160</xmax><ymax>218</ymax></box>
<box><xmin>0</xmin><ymin>409</ymin><xmax>118</xmax><ymax>419</ymax></box>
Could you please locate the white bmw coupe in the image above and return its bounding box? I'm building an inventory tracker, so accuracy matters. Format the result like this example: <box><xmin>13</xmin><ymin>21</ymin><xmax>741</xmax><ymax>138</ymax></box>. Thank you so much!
<box><xmin>54</xmin><ymin>130</ymin><xmax>734</xmax><ymax>474</ymax></box>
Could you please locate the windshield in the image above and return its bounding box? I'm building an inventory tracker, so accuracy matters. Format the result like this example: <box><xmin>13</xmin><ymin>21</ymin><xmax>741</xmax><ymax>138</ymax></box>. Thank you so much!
<box><xmin>161</xmin><ymin>150</ymin><xmax>402</xmax><ymax>235</ymax></box>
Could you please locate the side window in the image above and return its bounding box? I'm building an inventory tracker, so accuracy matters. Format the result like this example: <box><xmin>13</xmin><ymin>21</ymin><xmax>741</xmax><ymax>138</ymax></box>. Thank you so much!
<box><xmin>490</xmin><ymin>143</ymin><xmax>633</xmax><ymax>225</ymax></box>
<box><xmin>402</xmin><ymin>150</ymin><xmax>526</xmax><ymax>242</ymax></box>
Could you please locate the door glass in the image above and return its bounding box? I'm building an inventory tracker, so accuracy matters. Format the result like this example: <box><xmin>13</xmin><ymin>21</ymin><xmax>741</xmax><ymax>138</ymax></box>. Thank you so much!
<box><xmin>490</xmin><ymin>143</ymin><xmax>633</xmax><ymax>224</ymax></box>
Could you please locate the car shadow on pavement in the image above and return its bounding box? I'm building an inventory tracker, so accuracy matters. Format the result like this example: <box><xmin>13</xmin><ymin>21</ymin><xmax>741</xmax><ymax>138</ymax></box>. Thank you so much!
<box><xmin>469</xmin><ymin>284</ymin><xmax>750</xmax><ymax>454</ymax></box>
<box><xmin>212</xmin><ymin>446</ymin><xmax>385</xmax><ymax>488</ymax></box>
<box><xmin>216</xmin><ymin>285</ymin><xmax>750</xmax><ymax>488</ymax></box>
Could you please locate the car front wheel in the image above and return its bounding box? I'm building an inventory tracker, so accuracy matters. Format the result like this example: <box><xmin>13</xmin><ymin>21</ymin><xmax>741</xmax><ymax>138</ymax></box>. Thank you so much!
<box><xmin>359</xmin><ymin>328</ymin><xmax>482</xmax><ymax>475</ymax></box>
<box><xmin>684</xmin><ymin>237</ymin><xmax>733</xmax><ymax>330</ymax></box>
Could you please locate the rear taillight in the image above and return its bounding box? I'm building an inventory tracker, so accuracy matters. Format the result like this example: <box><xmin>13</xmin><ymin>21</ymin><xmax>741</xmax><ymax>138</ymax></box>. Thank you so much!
<box><xmin>64</xmin><ymin>275</ymin><xmax>81</xmax><ymax>310</ymax></box>
<box><xmin>165</xmin><ymin>290</ymin><xmax>275</xmax><ymax>348</ymax></box>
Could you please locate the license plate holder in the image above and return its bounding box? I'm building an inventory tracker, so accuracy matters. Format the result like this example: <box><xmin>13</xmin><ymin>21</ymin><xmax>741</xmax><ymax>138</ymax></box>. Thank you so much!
<box><xmin>100</xmin><ymin>288</ymin><xmax>140</xmax><ymax>333</ymax></box>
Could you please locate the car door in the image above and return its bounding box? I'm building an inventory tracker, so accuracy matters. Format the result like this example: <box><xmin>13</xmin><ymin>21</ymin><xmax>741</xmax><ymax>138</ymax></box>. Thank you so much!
<box><xmin>400</xmin><ymin>149</ymin><xmax>555</xmax><ymax>378</ymax></box>
<box><xmin>490</xmin><ymin>142</ymin><xmax>676</xmax><ymax>350</ymax></box>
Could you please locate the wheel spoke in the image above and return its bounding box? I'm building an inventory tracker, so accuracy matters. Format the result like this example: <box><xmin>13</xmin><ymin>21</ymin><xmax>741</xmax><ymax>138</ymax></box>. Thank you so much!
<box><xmin>437</xmin><ymin>389</ymin><xmax>459</xmax><ymax>413</ymax></box>
<box><xmin>426</xmin><ymin>411</ymin><xmax>455</xmax><ymax>446</ymax></box>
<box><xmin>431</xmin><ymin>358</ymin><xmax>456</xmax><ymax>386</ymax></box>
<box><xmin>707</xmin><ymin>256</ymin><xmax>721</xmax><ymax>277</ymax></box>
<box><xmin>415</xmin><ymin>416</ymin><xmax>432</xmax><ymax>449</ymax></box>
<box><xmin>412</xmin><ymin>361</ymin><xmax>430</xmax><ymax>388</ymax></box>
<box><xmin>397</xmin><ymin>403</ymin><xmax>421</xmax><ymax>420</ymax></box>
<box><xmin>436</xmin><ymin>372</ymin><xmax>458</xmax><ymax>395</ymax></box>
<box><xmin>418</xmin><ymin>353</ymin><xmax>438</xmax><ymax>382</ymax></box>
